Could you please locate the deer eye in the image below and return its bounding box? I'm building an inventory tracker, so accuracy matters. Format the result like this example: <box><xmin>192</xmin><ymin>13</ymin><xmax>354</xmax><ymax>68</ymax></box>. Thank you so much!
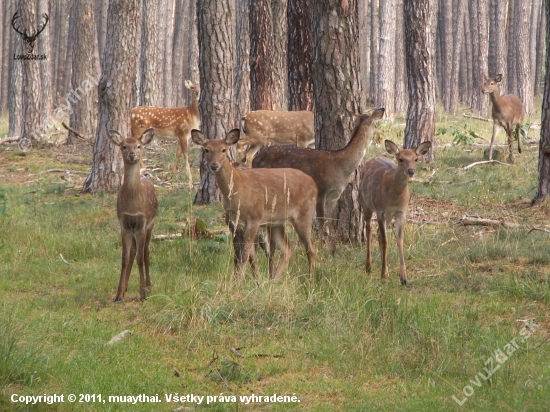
<box><xmin>222</xmin><ymin>149</ymin><xmax>226</xmax><ymax>153</ymax></box>
<box><xmin>415</xmin><ymin>158</ymin><xmax>418</xmax><ymax>162</ymax></box>
<box><xmin>204</xmin><ymin>149</ymin><xmax>209</xmax><ymax>153</ymax></box>
<box><xmin>123</xmin><ymin>145</ymin><xmax>126</xmax><ymax>149</ymax></box>
<box><xmin>399</xmin><ymin>159</ymin><xmax>403</xmax><ymax>163</ymax></box>
<box><xmin>137</xmin><ymin>145</ymin><xmax>141</xmax><ymax>149</ymax></box>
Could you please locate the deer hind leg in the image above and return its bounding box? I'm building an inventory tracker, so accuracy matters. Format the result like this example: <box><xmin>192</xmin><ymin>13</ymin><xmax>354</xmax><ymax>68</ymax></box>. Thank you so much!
<box><xmin>270</xmin><ymin>226</ymin><xmax>292</xmax><ymax>281</ymax></box>
<box><xmin>244</xmin><ymin>144</ymin><xmax>260</xmax><ymax>166</ymax></box>
<box><xmin>294</xmin><ymin>219</ymin><xmax>316</xmax><ymax>285</ymax></box>
<box><xmin>376</xmin><ymin>213</ymin><xmax>389</xmax><ymax>279</ymax></box>
<box><xmin>363</xmin><ymin>209</ymin><xmax>373</xmax><ymax>273</ymax></box>
<box><xmin>173</xmin><ymin>139</ymin><xmax>183</xmax><ymax>173</ymax></box>
<box><xmin>395</xmin><ymin>213</ymin><xmax>407</xmax><ymax>285</ymax></box>
<box><xmin>516</xmin><ymin>124</ymin><xmax>522</xmax><ymax>154</ymax></box>
<box><xmin>488</xmin><ymin>123</ymin><xmax>500</xmax><ymax>161</ymax></box>
<box><xmin>181</xmin><ymin>132</ymin><xmax>193</xmax><ymax>189</ymax></box>
<box><xmin>506</xmin><ymin>126</ymin><xmax>515</xmax><ymax>164</ymax></box>
<box><xmin>115</xmin><ymin>231</ymin><xmax>136</xmax><ymax>302</ymax></box>
<box><xmin>144</xmin><ymin>227</ymin><xmax>153</xmax><ymax>290</ymax></box>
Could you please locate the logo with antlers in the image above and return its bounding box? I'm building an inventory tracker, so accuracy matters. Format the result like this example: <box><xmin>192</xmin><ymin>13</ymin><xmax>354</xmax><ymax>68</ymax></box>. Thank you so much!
<box><xmin>11</xmin><ymin>11</ymin><xmax>49</xmax><ymax>56</ymax></box>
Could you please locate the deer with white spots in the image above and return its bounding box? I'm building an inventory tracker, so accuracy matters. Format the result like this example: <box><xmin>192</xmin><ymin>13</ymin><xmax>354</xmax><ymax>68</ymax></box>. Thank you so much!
<box><xmin>191</xmin><ymin>128</ymin><xmax>317</xmax><ymax>283</ymax></box>
<box><xmin>239</xmin><ymin>110</ymin><xmax>315</xmax><ymax>165</ymax></box>
<box><xmin>109</xmin><ymin>128</ymin><xmax>159</xmax><ymax>302</ymax></box>
<box><xmin>252</xmin><ymin>108</ymin><xmax>385</xmax><ymax>246</ymax></box>
<box><xmin>131</xmin><ymin>80</ymin><xmax>200</xmax><ymax>188</ymax></box>
<box><xmin>359</xmin><ymin>140</ymin><xmax>431</xmax><ymax>286</ymax></box>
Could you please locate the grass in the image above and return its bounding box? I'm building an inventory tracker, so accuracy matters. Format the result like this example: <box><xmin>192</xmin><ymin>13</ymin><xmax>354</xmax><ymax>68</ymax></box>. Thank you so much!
<box><xmin>0</xmin><ymin>107</ymin><xmax>549</xmax><ymax>411</ymax></box>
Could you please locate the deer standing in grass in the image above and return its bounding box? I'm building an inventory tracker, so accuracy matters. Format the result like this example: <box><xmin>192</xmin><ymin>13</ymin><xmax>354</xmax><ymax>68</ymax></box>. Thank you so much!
<box><xmin>359</xmin><ymin>140</ymin><xmax>431</xmax><ymax>285</ymax></box>
<box><xmin>191</xmin><ymin>129</ymin><xmax>317</xmax><ymax>283</ymax></box>
<box><xmin>109</xmin><ymin>129</ymin><xmax>158</xmax><ymax>301</ymax></box>
<box><xmin>482</xmin><ymin>74</ymin><xmax>525</xmax><ymax>163</ymax></box>
<box><xmin>239</xmin><ymin>110</ymin><xmax>315</xmax><ymax>165</ymax></box>
<box><xmin>252</xmin><ymin>108</ymin><xmax>385</xmax><ymax>245</ymax></box>
<box><xmin>131</xmin><ymin>80</ymin><xmax>200</xmax><ymax>188</ymax></box>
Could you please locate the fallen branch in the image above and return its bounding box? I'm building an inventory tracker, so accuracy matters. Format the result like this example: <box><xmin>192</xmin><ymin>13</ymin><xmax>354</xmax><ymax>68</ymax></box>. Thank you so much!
<box><xmin>528</xmin><ymin>227</ymin><xmax>550</xmax><ymax>234</ymax></box>
<box><xmin>153</xmin><ymin>233</ymin><xmax>183</xmax><ymax>240</ymax></box>
<box><xmin>62</xmin><ymin>122</ymin><xmax>92</xmax><ymax>142</ymax></box>
<box><xmin>458</xmin><ymin>216</ymin><xmax>519</xmax><ymax>228</ymax></box>
<box><xmin>0</xmin><ymin>135</ymin><xmax>20</xmax><ymax>145</ymax></box>
<box><xmin>462</xmin><ymin>113</ymin><xmax>492</xmax><ymax>122</ymax></box>
<box><xmin>463</xmin><ymin>160</ymin><xmax>511</xmax><ymax>170</ymax></box>
<box><xmin>38</xmin><ymin>168</ymin><xmax>88</xmax><ymax>175</ymax></box>
<box><xmin>473</xmin><ymin>132</ymin><xmax>488</xmax><ymax>140</ymax></box>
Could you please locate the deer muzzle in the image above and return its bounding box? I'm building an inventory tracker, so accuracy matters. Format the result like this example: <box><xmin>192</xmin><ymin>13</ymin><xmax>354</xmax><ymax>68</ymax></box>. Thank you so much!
<box><xmin>407</xmin><ymin>169</ymin><xmax>415</xmax><ymax>177</ymax></box>
<box><xmin>210</xmin><ymin>163</ymin><xmax>220</xmax><ymax>172</ymax></box>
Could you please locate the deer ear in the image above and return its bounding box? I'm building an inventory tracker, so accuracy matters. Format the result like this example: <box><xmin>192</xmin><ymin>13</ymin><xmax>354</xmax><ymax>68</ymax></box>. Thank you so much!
<box><xmin>384</xmin><ymin>140</ymin><xmax>399</xmax><ymax>156</ymax></box>
<box><xmin>225</xmin><ymin>129</ymin><xmax>240</xmax><ymax>145</ymax></box>
<box><xmin>370</xmin><ymin>107</ymin><xmax>385</xmax><ymax>121</ymax></box>
<box><xmin>108</xmin><ymin>130</ymin><xmax>124</xmax><ymax>145</ymax></box>
<box><xmin>191</xmin><ymin>129</ymin><xmax>208</xmax><ymax>146</ymax></box>
<box><xmin>416</xmin><ymin>141</ymin><xmax>432</xmax><ymax>156</ymax></box>
<box><xmin>495</xmin><ymin>74</ymin><xmax>502</xmax><ymax>83</ymax></box>
<box><xmin>140</xmin><ymin>128</ymin><xmax>155</xmax><ymax>146</ymax></box>
<box><xmin>184</xmin><ymin>80</ymin><xmax>192</xmax><ymax>89</ymax></box>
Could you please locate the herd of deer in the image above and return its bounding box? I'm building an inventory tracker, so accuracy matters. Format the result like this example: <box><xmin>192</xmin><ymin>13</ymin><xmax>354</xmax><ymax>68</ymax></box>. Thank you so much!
<box><xmin>109</xmin><ymin>74</ymin><xmax>525</xmax><ymax>301</ymax></box>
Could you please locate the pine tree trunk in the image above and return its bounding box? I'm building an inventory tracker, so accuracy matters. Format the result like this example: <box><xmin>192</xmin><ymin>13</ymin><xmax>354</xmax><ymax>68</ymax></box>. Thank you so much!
<box><xmin>377</xmin><ymin>0</ymin><xmax>396</xmax><ymax>120</ymax></box>
<box><xmin>139</xmin><ymin>0</ymin><xmax>161</xmax><ymax>106</ymax></box>
<box><xmin>68</xmin><ymin>0</ymin><xmax>100</xmax><ymax>145</ymax></box>
<box><xmin>233</xmin><ymin>0</ymin><xmax>250</xmax><ymax>127</ymax></box>
<box><xmin>194</xmin><ymin>0</ymin><xmax>234</xmax><ymax>205</ymax></box>
<box><xmin>532</xmin><ymin>2</ymin><xmax>550</xmax><ymax>206</ymax></box>
<box><xmin>37</xmin><ymin>0</ymin><xmax>52</xmax><ymax>123</ymax></box>
<box><xmin>186</xmin><ymin>0</ymin><xmax>200</xmax><ymax>102</ymax></box>
<box><xmin>489</xmin><ymin>0</ymin><xmax>507</xmax><ymax>92</ymax></box>
<box><xmin>462</xmin><ymin>1</ymin><xmax>473</xmax><ymax>106</ymax></box>
<box><xmin>515</xmin><ymin>0</ymin><xmax>533</xmax><ymax>116</ymax></box>
<box><xmin>9</xmin><ymin>26</ymin><xmax>23</xmax><ymax>138</ymax></box>
<box><xmin>369</xmin><ymin>0</ymin><xmax>379</xmax><ymax>99</ymax></box>
<box><xmin>507</xmin><ymin>0</ymin><xmax>517</xmax><ymax>94</ymax></box>
<box><xmin>394</xmin><ymin>0</ymin><xmax>407</xmax><ymax>115</ymax></box>
<box><xmin>287</xmin><ymin>0</ymin><xmax>313</xmax><ymax>111</ymax></box>
<box><xmin>0</xmin><ymin>0</ymin><xmax>7</xmax><ymax>116</ymax></box>
<box><xmin>449</xmin><ymin>0</ymin><xmax>466</xmax><ymax>114</ymax></box>
<box><xmin>441</xmin><ymin>0</ymin><xmax>453</xmax><ymax>112</ymax></box>
<box><xmin>172</xmin><ymin>0</ymin><xmax>190</xmax><ymax>107</ymax></box>
<box><xmin>359</xmin><ymin>0</ymin><xmax>369</xmax><ymax>108</ymax></box>
<box><xmin>19</xmin><ymin>0</ymin><xmax>42</xmax><ymax>143</ymax></box>
<box><xmin>535</xmin><ymin>3</ymin><xmax>546</xmax><ymax>97</ymax></box>
<box><xmin>469</xmin><ymin>0</ymin><xmax>489</xmax><ymax>115</ymax></box>
<box><xmin>95</xmin><ymin>1</ymin><xmax>109</xmax><ymax>65</ymax></box>
<box><xmin>312</xmin><ymin>0</ymin><xmax>364</xmax><ymax>243</ymax></box>
<box><xmin>272</xmin><ymin>0</ymin><xmax>288</xmax><ymax>109</ymax></box>
<box><xmin>529</xmin><ymin>0</ymin><xmax>540</xmax><ymax>96</ymax></box>
<box><xmin>82</xmin><ymin>0</ymin><xmax>141</xmax><ymax>194</ymax></box>
<box><xmin>161</xmin><ymin>0</ymin><xmax>176</xmax><ymax>107</ymax></box>
<box><xmin>403</xmin><ymin>0</ymin><xmax>436</xmax><ymax>161</ymax></box>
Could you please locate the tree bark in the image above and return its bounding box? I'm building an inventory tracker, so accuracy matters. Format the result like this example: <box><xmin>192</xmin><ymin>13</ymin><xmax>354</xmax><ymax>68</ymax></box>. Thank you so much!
<box><xmin>68</xmin><ymin>0</ymin><xmax>100</xmax><ymax>145</ymax></box>
<box><xmin>160</xmin><ymin>0</ymin><xmax>176</xmax><ymax>107</ymax></box>
<box><xmin>95</xmin><ymin>1</ymin><xmax>109</xmax><ymax>66</ymax></box>
<box><xmin>488</xmin><ymin>0</ymin><xmax>507</xmax><ymax>91</ymax></box>
<box><xmin>369</xmin><ymin>0</ymin><xmax>379</xmax><ymax>99</ymax></box>
<box><xmin>9</xmin><ymin>23</ymin><xmax>23</xmax><ymax>138</ymax></box>
<box><xmin>440</xmin><ymin>0</ymin><xmax>453</xmax><ymax>112</ymax></box>
<box><xmin>515</xmin><ymin>0</ymin><xmax>533</xmax><ymax>116</ymax></box>
<box><xmin>194</xmin><ymin>0</ymin><xmax>235</xmax><ymax>204</ymax></box>
<box><xmin>82</xmin><ymin>0</ymin><xmax>141</xmax><ymax>194</ymax></box>
<box><xmin>394</xmin><ymin>0</ymin><xmax>407</xmax><ymax>115</ymax></box>
<box><xmin>312</xmin><ymin>0</ymin><xmax>364</xmax><ymax>243</ymax></box>
<box><xmin>139</xmin><ymin>0</ymin><xmax>161</xmax><ymax>106</ymax></box>
<box><xmin>535</xmin><ymin>1</ymin><xmax>546</xmax><ymax>97</ymax></box>
<box><xmin>172</xmin><ymin>0</ymin><xmax>190</xmax><ymax>107</ymax></box>
<box><xmin>0</xmin><ymin>0</ymin><xmax>6</xmax><ymax>116</ymax></box>
<box><xmin>377</xmin><ymin>0</ymin><xmax>396</xmax><ymax>120</ymax></box>
<box><xmin>287</xmin><ymin>0</ymin><xmax>313</xmax><ymax>111</ymax></box>
<box><xmin>469</xmin><ymin>0</ymin><xmax>489</xmax><ymax>115</ymax></box>
<box><xmin>233</xmin><ymin>0</ymin><xmax>250</xmax><ymax>127</ymax></box>
<box><xmin>532</xmin><ymin>1</ymin><xmax>550</xmax><ymax>206</ymax></box>
<box><xmin>37</xmin><ymin>0</ymin><xmax>52</xmax><ymax>123</ymax></box>
<box><xmin>403</xmin><ymin>0</ymin><xmax>437</xmax><ymax>161</ymax></box>
<box><xmin>449</xmin><ymin>0</ymin><xmax>466</xmax><ymax>114</ymax></box>
<box><xmin>272</xmin><ymin>0</ymin><xmax>288</xmax><ymax>109</ymax></box>
<box><xmin>186</xmin><ymin>0</ymin><xmax>199</xmax><ymax>103</ymax></box>
<box><xmin>507</xmin><ymin>0</ymin><xmax>517</xmax><ymax>95</ymax></box>
<box><xmin>529</xmin><ymin>0</ymin><xmax>540</xmax><ymax>97</ymax></box>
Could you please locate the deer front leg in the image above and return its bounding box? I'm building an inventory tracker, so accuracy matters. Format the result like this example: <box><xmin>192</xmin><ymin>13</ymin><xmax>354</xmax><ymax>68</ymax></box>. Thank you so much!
<box><xmin>487</xmin><ymin>123</ymin><xmax>500</xmax><ymax>161</ymax></box>
<box><xmin>506</xmin><ymin>126</ymin><xmax>515</xmax><ymax>164</ymax></box>
<box><xmin>395</xmin><ymin>213</ymin><xmax>407</xmax><ymax>285</ymax></box>
<box><xmin>173</xmin><ymin>139</ymin><xmax>183</xmax><ymax>173</ymax></box>
<box><xmin>115</xmin><ymin>231</ymin><xmax>135</xmax><ymax>302</ymax></box>
<box><xmin>135</xmin><ymin>231</ymin><xmax>148</xmax><ymax>300</ymax></box>
<box><xmin>271</xmin><ymin>226</ymin><xmax>292</xmax><ymax>281</ymax></box>
<box><xmin>516</xmin><ymin>124</ymin><xmax>522</xmax><ymax>154</ymax></box>
<box><xmin>294</xmin><ymin>222</ymin><xmax>315</xmax><ymax>285</ymax></box>
<box><xmin>377</xmin><ymin>214</ymin><xmax>388</xmax><ymax>279</ymax></box>
<box><xmin>144</xmin><ymin>227</ymin><xmax>153</xmax><ymax>290</ymax></box>
<box><xmin>363</xmin><ymin>209</ymin><xmax>373</xmax><ymax>273</ymax></box>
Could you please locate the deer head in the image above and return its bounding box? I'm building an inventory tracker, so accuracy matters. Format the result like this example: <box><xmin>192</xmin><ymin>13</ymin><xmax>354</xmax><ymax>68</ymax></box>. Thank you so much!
<box><xmin>482</xmin><ymin>74</ymin><xmax>503</xmax><ymax>95</ymax></box>
<box><xmin>11</xmin><ymin>11</ymin><xmax>49</xmax><ymax>55</ymax></box>
<box><xmin>384</xmin><ymin>140</ymin><xmax>432</xmax><ymax>177</ymax></box>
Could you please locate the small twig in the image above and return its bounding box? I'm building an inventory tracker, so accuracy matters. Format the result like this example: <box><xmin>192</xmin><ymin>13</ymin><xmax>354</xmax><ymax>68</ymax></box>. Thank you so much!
<box><xmin>462</xmin><ymin>113</ymin><xmax>492</xmax><ymax>122</ymax></box>
<box><xmin>473</xmin><ymin>132</ymin><xmax>488</xmax><ymax>140</ymax></box>
<box><xmin>59</xmin><ymin>254</ymin><xmax>71</xmax><ymax>265</ymax></box>
<box><xmin>62</xmin><ymin>122</ymin><xmax>91</xmax><ymax>141</ymax></box>
<box><xmin>38</xmin><ymin>168</ymin><xmax>88</xmax><ymax>175</ymax></box>
<box><xmin>0</xmin><ymin>135</ymin><xmax>20</xmax><ymax>145</ymax></box>
<box><xmin>463</xmin><ymin>160</ymin><xmax>512</xmax><ymax>170</ymax></box>
<box><xmin>528</xmin><ymin>227</ymin><xmax>550</xmax><ymax>234</ymax></box>
<box><xmin>230</xmin><ymin>347</ymin><xmax>245</xmax><ymax>358</ymax></box>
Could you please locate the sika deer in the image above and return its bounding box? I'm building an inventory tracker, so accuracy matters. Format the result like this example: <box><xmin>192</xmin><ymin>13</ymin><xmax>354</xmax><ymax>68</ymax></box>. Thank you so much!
<box><xmin>359</xmin><ymin>140</ymin><xmax>431</xmax><ymax>285</ymax></box>
<box><xmin>109</xmin><ymin>128</ymin><xmax>159</xmax><ymax>301</ymax></box>
<box><xmin>252</xmin><ymin>108</ymin><xmax>385</xmax><ymax>245</ymax></box>
<box><xmin>131</xmin><ymin>80</ymin><xmax>200</xmax><ymax>187</ymax></box>
<box><xmin>482</xmin><ymin>74</ymin><xmax>525</xmax><ymax>163</ymax></box>
<box><xmin>239</xmin><ymin>110</ymin><xmax>315</xmax><ymax>165</ymax></box>
<box><xmin>191</xmin><ymin>129</ymin><xmax>317</xmax><ymax>283</ymax></box>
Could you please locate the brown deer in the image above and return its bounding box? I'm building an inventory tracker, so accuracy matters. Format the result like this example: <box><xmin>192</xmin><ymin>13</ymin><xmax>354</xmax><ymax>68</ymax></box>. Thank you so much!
<box><xmin>482</xmin><ymin>74</ymin><xmax>525</xmax><ymax>163</ymax></box>
<box><xmin>239</xmin><ymin>110</ymin><xmax>315</xmax><ymax>165</ymax></box>
<box><xmin>131</xmin><ymin>80</ymin><xmax>200</xmax><ymax>188</ymax></box>
<box><xmin>359</xmin><ymin>140</ymin><xmax>431</xmax><ymax>286</ymax></box>
<box><xmin>252</xmin><ymin>108</ymin><xmax>385</xmax><ymax>245</ymax></box>
<box><xmin>109</xmin><ymin>128</ymin><xmax>159</xmax><ymax>302</ymax></box>
<box><xmin>191</xmin><ymin>128</ymin><xmax>317</xmax><ymax>283</ymax></box>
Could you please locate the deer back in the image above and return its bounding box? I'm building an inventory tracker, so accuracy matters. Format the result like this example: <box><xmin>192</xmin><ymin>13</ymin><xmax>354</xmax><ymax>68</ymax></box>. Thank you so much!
<box><xmin>240</xmin><ymin>110</ymin><xmax>314</xmax><ymax>147</ymax></box>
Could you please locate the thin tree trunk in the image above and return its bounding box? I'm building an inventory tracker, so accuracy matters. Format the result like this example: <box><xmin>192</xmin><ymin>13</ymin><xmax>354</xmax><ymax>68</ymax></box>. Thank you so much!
<box><xmin>529</xmin><ymin>0</ymin><xmax>540</xmax><ymax>97</ymax></box>
<box><xmin>0</xmin><ymin>0</ymin><xmax>6</xmax><ymax>116</ymax></box>
<box><xmin>535</xmin><ymin>2</ymin><xmax>546</xmax><ymax>98</ymax></box>
<box><xmin>95</xmin><ymin>0</ymin><xmax>109</xmax><ymax>65</ymax></box>
<box><xmin>507</xmin><ymin>0</ymin><xmax>517</xmax><ymax>95</ymax></box>
<box><xmin>233</xmin><ymin>0</ymin><xmax>250</xmax><ymax>127</ymax></box>
<box><xmin>403</xmin><ymin>0</ymin><xmax>437</xmax><ymax>161</ymax></box>
<box><xmin>359</xmin><ymin>0</ymin><xmax>369</xmax><ymax>108</ymax></box>
<box><xmin>369</xmin><ymin>0</ymin><xmax>379</xmax><ymax>99</ymax></box>
<box><xmin>9</xmin><ymin>24</ymin><xmax>23</xmax><ymax>138</ymax></box>
<box><xmin>515</xmin><ymin>0</ymin><xmax>533</xmax><ymax>116</ymax></box>
<box><xmin>37</xmin><ymin>0</ymin><xmax>52</xmax><ymax>123</ymax></box>
<box><xmin>532</xmin><ymin>1</ymin><xmax>550</xmax><ymax>206</ymax></box>
<box><xmin>312</xmin><ymin>0</ymin><xmax>364</xmax><ymax>243</ymax></box>
<box><xmin>139</xmin><ymin>0</ymin><xmax>161</xmax><ymax>106</ymax></box>
<box><xmin>469</xmin><ymin>0</ymin><xmax>489</xmax><ymax>115</ymax></box>
<box><xmin>450</xmin><ymin>0</ymin><xmax>466</xmax><ymax>114</ymax></box>
<box><xmin>172</xmin><ymin>0</ymin><xmax>190</xmax><ymax>107</ymax></box>
<box><xmin>377</xmin><ymin>0</ymin><xmax>396</xmax><ymax>120</ymax></box>
<box><xmin>68</xmin><ymin>0</ymin><xmax>100</xmax><ymax>145</ymax></box>
<box><xmin>161</xmin><ymin>0</ymin><xmax>176</xmax><ymax>107</ymax></box>
<box><xmin>194</xmin><ymin>0</ymin><xmax>235</xmax><ymax>204</ymax></box>
<box><xmin>462</xmin><ymin>1</ymin><xmax>473</xmax><ymax>106</ymax></box>
<box><xmin>186</xmin><ymin>0</ymin><xmax>199</xmax><ymax>103</ymax></box>
<box><xmin>287</xmin><ymin>0</ymin><xmax>313</xmax><ymax>111</ymax></box>
<box><xmin>394</xmin><ymin>0</ymin><xmax>407</xmax><ymax>115</ymax></box>
<box><xmin>82</xmin><ymin>0</ymin><xmax>141</xmax><ymax>194</ymax></box>
<box><xmin>272</xmin><ymin>0</ymin><xmax>288</xmax><ymax>109</ymax></box>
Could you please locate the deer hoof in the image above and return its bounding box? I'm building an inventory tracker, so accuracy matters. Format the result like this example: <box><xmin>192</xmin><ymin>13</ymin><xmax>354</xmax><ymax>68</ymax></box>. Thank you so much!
<box><xmin>400</xmin><ymin>278</ymin><xmax>407</xmax><ymax>286</ymax></box>
<box><xmin>113</xmin><ymin>296</ymin><xmax>122</xmax><ymax>302</ymax></box>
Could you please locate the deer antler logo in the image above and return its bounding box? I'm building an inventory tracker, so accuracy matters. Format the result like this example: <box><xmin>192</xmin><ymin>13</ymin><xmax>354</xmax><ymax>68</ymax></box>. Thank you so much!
<box><xmin>11</xmin><ymin>11</ymin><xmax>49</xmax><ymax>56</ymax></box>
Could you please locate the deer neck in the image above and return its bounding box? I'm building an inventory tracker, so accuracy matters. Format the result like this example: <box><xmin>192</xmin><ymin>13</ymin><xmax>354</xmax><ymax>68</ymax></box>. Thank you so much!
<box><xmin>214</xmin><ymin>160</ymin><xmax>242</xmax><ymax>200</ymax></box>
<box><xmin>388</xmin><ymin>168</ymin><xmax>410</xmax><ymax>198</ymax></box>
<box><xmin>119</xmin><ymin>163</ymin><xmax>145</xmax><ymax>212</ymax></box>
<box><xmin>190</xmin><ymin>94</ymin><xmax>200</xmax><ymax>117</ymax></box>
<box><xmin>335</xmin><ymin>123</ymin><xmax>370</xmax><ymax>175</ymax></box>
<box><xmin>489</xmin><ymin>87</ymin><xmax>504</xmax><ymax>108</ymax></box>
